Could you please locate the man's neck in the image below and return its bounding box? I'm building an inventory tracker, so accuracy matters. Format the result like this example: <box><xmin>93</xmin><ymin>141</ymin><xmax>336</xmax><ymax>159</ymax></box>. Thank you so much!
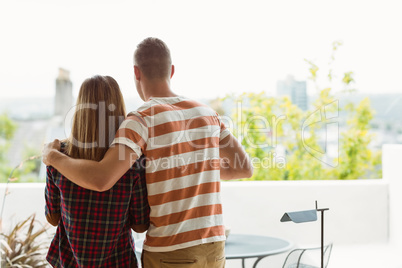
<box><xmin>142</xmin><ymin>79</ymin><xmax>177</xmax><ymax>101</ymax></box>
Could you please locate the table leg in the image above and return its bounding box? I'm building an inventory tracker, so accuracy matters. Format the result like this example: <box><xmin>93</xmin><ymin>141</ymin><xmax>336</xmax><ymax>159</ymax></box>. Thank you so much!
<box><xmin>242</xmin><ymin>258</ymin><xmax>245</xmax><ymax>268</ymax></box>
<box><xmin>252</xmin><ymin>256</ymin><xmax>267</xmax><ymax>268</ymax></box>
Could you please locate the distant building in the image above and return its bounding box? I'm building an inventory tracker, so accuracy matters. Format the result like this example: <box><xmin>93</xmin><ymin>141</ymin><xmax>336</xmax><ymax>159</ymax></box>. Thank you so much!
<box><xmin>38</xmin><ymin>69</ymin><xmax>73</xmax><ymax>179</ymax></box>
<box><xmin>54</xmin><ymin>68</ymin><xmax>73</xmax><ymax>118</ymax></box>
<box><xmin>277</xmin><ymin>75</ymin><xmax>308</xmax><ymax>110</ymax></box>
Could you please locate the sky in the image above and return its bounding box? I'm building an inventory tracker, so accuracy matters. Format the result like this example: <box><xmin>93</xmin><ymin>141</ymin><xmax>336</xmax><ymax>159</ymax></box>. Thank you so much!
<box><xmin>1</xmin><ymin>0</ymin><xmax>401</xmax><ymax>102</ymax></box>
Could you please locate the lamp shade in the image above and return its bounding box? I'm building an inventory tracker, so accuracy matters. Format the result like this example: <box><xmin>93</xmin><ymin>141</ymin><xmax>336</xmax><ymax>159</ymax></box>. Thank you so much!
<box><xmin>280</xmin><ymin>209</ymin><xmax>317</xmax><ymax>223</ymax></box>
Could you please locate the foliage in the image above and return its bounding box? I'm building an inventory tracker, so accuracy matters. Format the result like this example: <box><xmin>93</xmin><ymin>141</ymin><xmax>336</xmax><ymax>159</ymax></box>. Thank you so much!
<box><xmin>219</xmin><ymin>42</ymin><xmax>381</xmax><ymax>180</ymax></box>
<box><xmin>13</xmin><ymin>145</ymin><xmax>43</xmax><ymax>183</ymax></box>
<box><xmin>0</xmin><ymin>114</ymin><xmax>17</xmax><ymax>180</ymax></box>
<box><xmin>0</xmin><ymin>114</ymin><xmax>42</xmax><ymax>183</ymax></box>
<box><xmin>0</xmin><ymin>214</ymin><xmax>49</xmax><ymax>267</ymax></box>
<box><xmin>0</xmin><ymin>114</ymin><xmax>16</xmax><ymax>141</ymax></box>
<box><xmin>0</xmin><ymin>115</ymin><xmax>15</xmax><ymax>182</ymax></box>
<box><xmin>335</xmin><ymin>98</ymin><xmax>376</xmax><ymax>180</ymax></box>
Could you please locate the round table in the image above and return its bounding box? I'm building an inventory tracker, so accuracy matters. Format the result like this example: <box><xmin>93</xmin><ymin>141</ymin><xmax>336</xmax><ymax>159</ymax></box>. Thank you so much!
<box><xmin>225</xmin><ymin>234</ymin><xmax>293</xmax><ymax>268</ymax></box>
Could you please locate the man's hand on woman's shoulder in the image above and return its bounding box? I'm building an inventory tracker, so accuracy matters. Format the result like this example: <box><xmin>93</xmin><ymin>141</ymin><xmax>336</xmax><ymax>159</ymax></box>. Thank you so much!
<box><xmin>42</xmin><ymin>139</ymin><xmax>61</xmax><ymax>166</ymax></box>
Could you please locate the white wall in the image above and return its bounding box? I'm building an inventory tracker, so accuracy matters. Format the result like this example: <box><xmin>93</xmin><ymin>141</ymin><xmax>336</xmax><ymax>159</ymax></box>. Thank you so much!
<box><xmin>0</xmin><ymin>183</ymin><xmax>47</xmax><ymax>232</ymax></box>
<box><xmin>221</xmin><ymin>179</ymin><xmax>389</xmax><ymax>247</ymax></box>
<box><xmin>0</xmin><ymin>180</ymin><xmax>389</xmax><ymax>247</ymax></box>
<box><xmin>383</xmin><ymin>144</ymin><xmax>402</xmax><ymax>248</ymax></box>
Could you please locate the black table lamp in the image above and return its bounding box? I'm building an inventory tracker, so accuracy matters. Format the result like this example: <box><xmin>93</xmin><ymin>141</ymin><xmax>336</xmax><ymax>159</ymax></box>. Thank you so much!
<box><xmin>281</xmin><ymin>201</ymin><xmax>329</xmax><ymax>268</ymax></box>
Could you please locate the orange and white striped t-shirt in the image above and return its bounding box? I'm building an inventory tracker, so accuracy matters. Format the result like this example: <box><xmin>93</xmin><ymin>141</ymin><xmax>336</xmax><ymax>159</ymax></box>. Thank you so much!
<box><xmin>112</xmin><ymin>96</ymin><xmax>230</xmax><ymax>252</ymax></box>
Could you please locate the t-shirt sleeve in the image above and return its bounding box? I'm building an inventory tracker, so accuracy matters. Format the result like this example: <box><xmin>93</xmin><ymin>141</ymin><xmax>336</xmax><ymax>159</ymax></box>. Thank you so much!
<box><xmin>111</xmin><ymin>113</ymin><xmax>148</xmax><ymax>157</ymax></box>
<box><xmin>45</xmin><ymin>166</ymin><xmax>61</xmax><ymax>216</ymax></box>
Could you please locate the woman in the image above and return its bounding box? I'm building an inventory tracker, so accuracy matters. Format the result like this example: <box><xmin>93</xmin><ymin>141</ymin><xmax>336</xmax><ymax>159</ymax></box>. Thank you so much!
<box><xmin>45</xmin><ymin>75</ymin><xmax>149</xmax><ymax>267</ymax></box>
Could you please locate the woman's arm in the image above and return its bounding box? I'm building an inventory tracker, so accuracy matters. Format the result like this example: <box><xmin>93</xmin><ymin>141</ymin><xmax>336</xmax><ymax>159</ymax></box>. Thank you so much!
<box><xmin>131</xmin><ymin>223</ymin><xmax>150</xmax><ymax>233</ymax></box>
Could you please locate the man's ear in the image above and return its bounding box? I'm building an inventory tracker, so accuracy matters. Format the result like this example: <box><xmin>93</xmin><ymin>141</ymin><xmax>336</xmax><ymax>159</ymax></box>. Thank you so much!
<box><xmin>134</xmin><ymin>65</ymin><xmax>141</xmax><ymax>81</ymax></box>
<box><xmin>170</xmin><ymin>65</ymin><xmax>175</xmax><ymax>78</ymax></box>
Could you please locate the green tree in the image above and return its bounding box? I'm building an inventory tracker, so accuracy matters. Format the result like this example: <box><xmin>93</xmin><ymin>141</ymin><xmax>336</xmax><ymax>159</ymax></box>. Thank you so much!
<box><xmin>225</xmin><ymin>92</ymin><xmax>329</xmax><ymax>181</ymax></box>
<box><xmin>0</xmin><ymin>113</ymin><xmax>16</xmax><ymax>140</ymax></box>
<box><xmin>0</xmin><ymin>113</ymin><xmax>17</xmax><ymax>181</ymax></box>
<box><xmin>0</xmin><ymin>114</ymin><xmax>41</xmax><ymax>183</ymax></box>
<box><xmin>335</xmin><ymin>98</ymin><xmax>378</xmax><ymax>180</ymax></box>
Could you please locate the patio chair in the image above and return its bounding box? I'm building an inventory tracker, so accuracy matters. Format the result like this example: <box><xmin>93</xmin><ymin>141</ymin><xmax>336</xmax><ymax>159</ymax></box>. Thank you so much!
<box><xmin>282</xmin><ymin>243</ymin><xmax>333</xmax><ymax>268</ymax></box>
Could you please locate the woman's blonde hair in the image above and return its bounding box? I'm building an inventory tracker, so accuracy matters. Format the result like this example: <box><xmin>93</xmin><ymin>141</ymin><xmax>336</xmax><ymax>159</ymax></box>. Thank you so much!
<box><xmin>66</xmin><ymin>75</ymin><xmax>126</xmax><ymax>161</ymax></box>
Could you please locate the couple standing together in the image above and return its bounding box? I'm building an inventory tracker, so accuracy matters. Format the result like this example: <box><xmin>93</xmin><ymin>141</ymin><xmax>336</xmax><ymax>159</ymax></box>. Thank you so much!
<box><xmin>42</xmin><ymin>37</ymin><xmax>253</xmax><ymax>267</ymax></box>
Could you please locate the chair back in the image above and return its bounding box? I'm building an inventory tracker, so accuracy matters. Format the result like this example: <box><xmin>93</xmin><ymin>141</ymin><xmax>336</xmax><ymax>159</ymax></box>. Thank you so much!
<box><xmin>282</xmin><ymin>243</ymin><xmax>333</xmax><ymax>268</ymax></box>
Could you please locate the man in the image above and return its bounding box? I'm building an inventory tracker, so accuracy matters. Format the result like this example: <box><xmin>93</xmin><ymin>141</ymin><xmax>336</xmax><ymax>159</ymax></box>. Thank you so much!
<box><xmin>43</xmin><ymin>37</ymin><xmax>253</xmax><ymax>267</ymax></box>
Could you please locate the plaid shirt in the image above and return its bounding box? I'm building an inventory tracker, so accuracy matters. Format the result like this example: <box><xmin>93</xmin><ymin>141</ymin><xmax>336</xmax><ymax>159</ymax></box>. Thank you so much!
<box><xmin>45</xmin><ymin>155</ymin><xmax>149</xmax><ymax>268</ymax></box>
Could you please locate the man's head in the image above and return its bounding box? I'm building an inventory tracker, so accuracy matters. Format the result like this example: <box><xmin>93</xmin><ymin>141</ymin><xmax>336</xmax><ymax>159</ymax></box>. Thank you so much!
<box><xmin>133</xmin><ymin>37</ymin><xmax>174</xmax><ymax>100</ymax></box>
<box><xmin>134</xmin><ymin>37</ymin><xmax>172</xmax><ymax>79</ymax></box>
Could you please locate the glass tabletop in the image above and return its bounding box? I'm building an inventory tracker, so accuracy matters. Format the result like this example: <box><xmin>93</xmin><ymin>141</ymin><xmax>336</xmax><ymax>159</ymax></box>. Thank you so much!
<box><xmin>135</xmin><ymin>234</ymin><xmax>292</xmax><ymax>258</ymax></box>
<box><xmin>225</xmin><ymin>233</ymin><xmax>293</xmax><ymax>259</ymax></box>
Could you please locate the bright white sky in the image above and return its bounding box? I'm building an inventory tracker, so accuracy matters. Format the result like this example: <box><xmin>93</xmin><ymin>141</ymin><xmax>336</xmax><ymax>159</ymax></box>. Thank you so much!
<box><xmin>1</xmin><ymin>0</ymin><xmax>401</xmax><ymax>101</ymax></box>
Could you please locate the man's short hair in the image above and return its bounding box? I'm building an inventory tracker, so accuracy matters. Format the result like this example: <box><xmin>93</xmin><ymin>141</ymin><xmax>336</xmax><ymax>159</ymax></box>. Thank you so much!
<box><xmin>134</xmin><ymin>37</ymin><xmax>172</xmax><ymax>80</ymax></box>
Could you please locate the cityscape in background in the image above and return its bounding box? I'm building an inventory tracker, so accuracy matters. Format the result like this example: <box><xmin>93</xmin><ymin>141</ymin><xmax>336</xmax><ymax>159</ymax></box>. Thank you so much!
<box><xmin>277</xmin><ymin>75</ymin><xmax>308</xmax><ymax>111</ymax></box>
<box><xmin>1</xmin><ymin>69</ymin><xmax>401</xmax><ymax>181</ymax></box>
